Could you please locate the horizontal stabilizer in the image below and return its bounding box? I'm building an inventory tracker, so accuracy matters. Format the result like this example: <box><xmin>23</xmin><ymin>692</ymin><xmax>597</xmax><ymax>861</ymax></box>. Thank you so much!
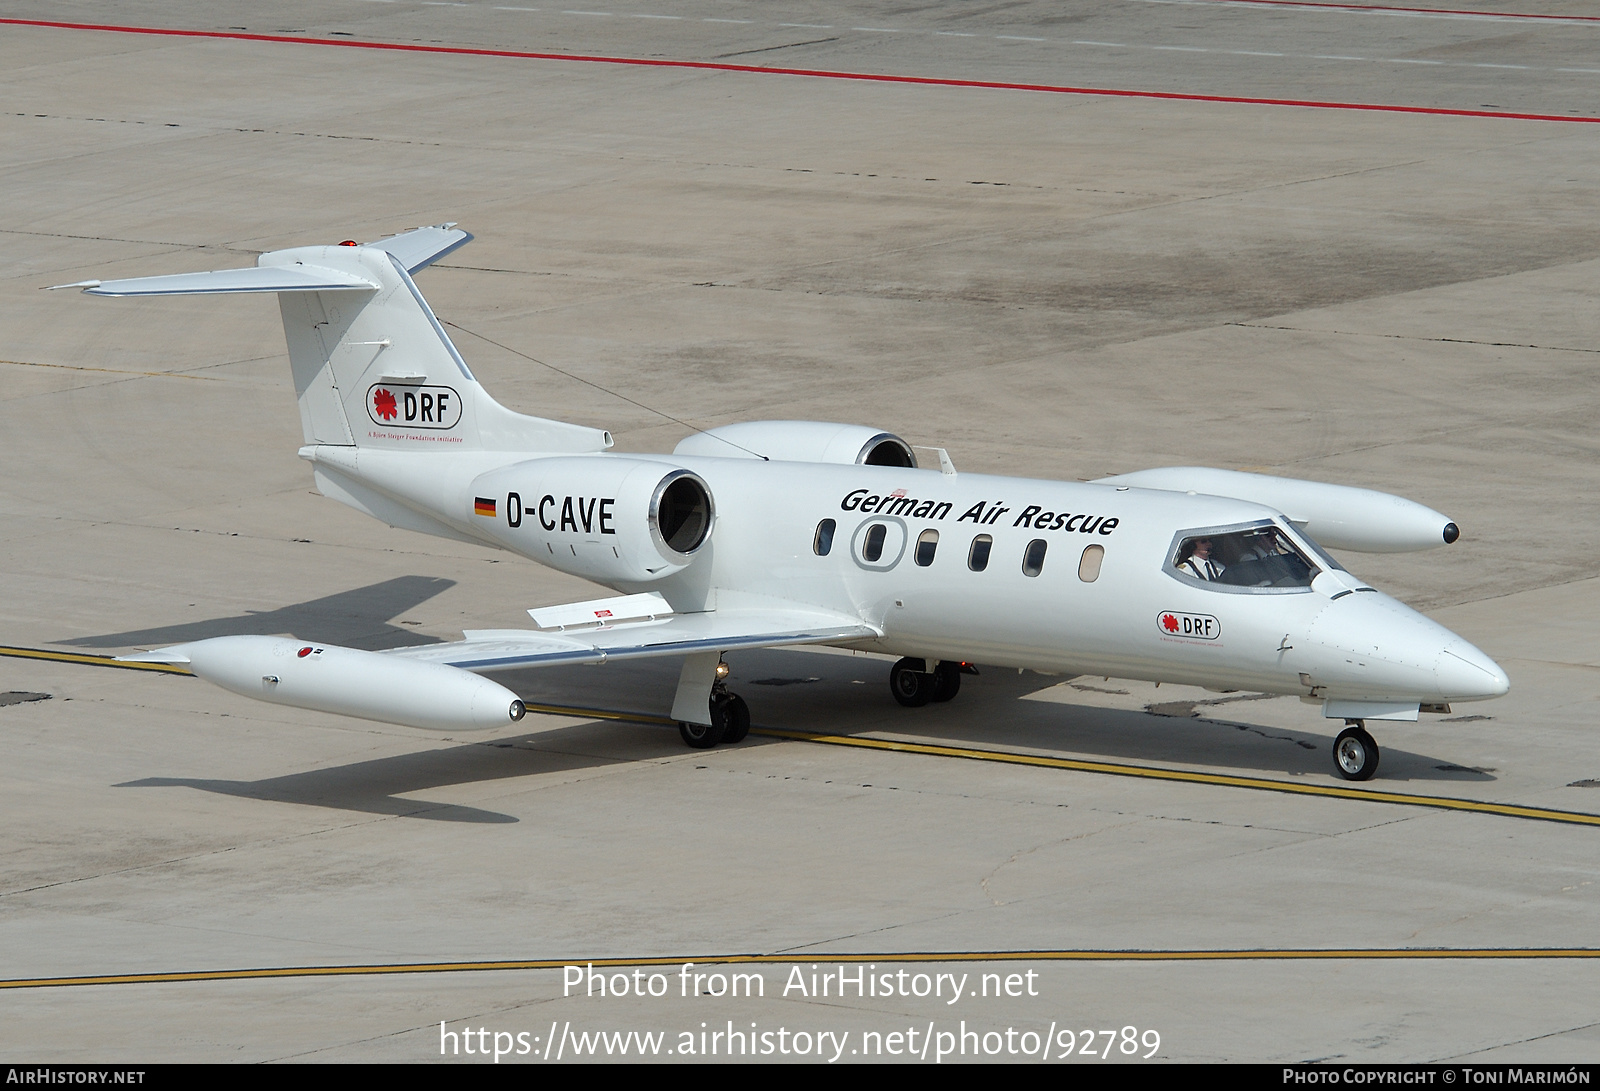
<box><xmin>69</xmin><ymin>264</ymin><xmax>379</xmax><ymax>296</ymax></box>
<box><xmin>387</xmin><ymin>606</ymin><xmax>879</xmax><ymax>673</ymax></box>
<box><xmin>364</xmin><ymin>224</ymin><xmax>473</xmax><ymax>273</ymax></box>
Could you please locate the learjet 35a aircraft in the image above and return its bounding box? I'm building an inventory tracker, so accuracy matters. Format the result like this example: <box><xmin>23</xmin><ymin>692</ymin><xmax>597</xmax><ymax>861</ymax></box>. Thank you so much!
<box><xmin>53</xmin><ymin>225</ymin><xmax>1509</xmax><ymax>781</ymax></box>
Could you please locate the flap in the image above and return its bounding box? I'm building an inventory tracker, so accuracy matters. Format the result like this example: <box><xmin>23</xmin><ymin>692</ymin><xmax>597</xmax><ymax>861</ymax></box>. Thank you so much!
<box><xmin>529</xmin><ymin>592</ymin><xmax>674</xmax><ymax>631</ymax></box>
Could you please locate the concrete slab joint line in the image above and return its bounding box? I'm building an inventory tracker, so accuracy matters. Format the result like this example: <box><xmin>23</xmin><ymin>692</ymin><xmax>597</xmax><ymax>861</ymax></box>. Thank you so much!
<box><xmin>2</xmin><ymin>18</ymin><xmax>1598</xmax><ymax>125</ymax></box>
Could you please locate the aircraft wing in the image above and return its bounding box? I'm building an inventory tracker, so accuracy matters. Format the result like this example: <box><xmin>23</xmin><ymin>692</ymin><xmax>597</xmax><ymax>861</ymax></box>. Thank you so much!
<box><xmin>383</xmin><ymin>599</ymin><xmax>878</xmax><ymax>673</ymax></box>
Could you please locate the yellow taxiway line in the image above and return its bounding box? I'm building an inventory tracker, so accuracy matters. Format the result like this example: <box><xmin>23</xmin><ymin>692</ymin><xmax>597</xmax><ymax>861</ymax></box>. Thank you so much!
<box><xmin>0</xmin><ymin>644</ymin><xmax>191</xmax><ymax>675</ymax></box>
<box><xmin>6</xmin><ymin>644</ymin><xmax>1596</xmax><ymax>827</ymax></box>
<box><xmin>753</xmin><ymin>728</ymin><xmax>1600</xmax><ymax>828</ymax></box>
<box><xmin>6</xmin><ymin>948</ymin><xmax>1600</xmax><ymax>990</ymax></box>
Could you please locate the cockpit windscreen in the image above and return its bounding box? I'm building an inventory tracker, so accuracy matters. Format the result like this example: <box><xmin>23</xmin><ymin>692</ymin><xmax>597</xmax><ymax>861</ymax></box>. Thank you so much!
<box><xmin>1171</xmin><ymin>524</ymin><xmax>1319</xmax><ymax>590</ymax></box>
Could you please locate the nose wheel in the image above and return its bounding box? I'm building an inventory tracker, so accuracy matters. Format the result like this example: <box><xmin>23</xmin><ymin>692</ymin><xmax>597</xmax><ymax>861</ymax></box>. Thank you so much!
<box><xmin>1332</xmin><ymin>721</ymin><xmax>1380</xmax><ymax>781</ymax></box>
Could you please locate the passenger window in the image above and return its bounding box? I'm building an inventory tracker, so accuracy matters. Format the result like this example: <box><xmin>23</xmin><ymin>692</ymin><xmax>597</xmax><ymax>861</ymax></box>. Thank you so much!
<box><xmin>968</xmin><ymin>534</ymin><xmax>992</xmax><ymax>572</ymax></box>
<box><xmin>863</xmin><ymin>523</ymin><xmax>887</xmax><ymax>563</ymax></box>
<box><xmin>1078</xmin><ymin>544</ymin><xmax>1104</xmax><ymax>582</ymax></box>
<box><xmin>915</xmin><ymin>529</ymin><xmax>939</xmax><ymax>567</ymax></box>
<box><xmin>1022</xmin><ymin>539</ymin><xmax>1047</xmax><ymax>577</ymax></box>
<box><xmin>813</xmin><ymin>518</ymin><xmax>836</xmax><ymax>556</ymax></box>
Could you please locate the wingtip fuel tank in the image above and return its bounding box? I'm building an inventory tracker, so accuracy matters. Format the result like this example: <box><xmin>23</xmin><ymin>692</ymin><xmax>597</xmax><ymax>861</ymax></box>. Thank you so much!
<box><xmin>1093</xmin><ymin>467</ymin><xmax>1458</xmax><ymax>553</ymax></box>
<box><xmin>121</xmin><ymin>636</ymin><xmax>526</xmax><ymax>732</ymax></box>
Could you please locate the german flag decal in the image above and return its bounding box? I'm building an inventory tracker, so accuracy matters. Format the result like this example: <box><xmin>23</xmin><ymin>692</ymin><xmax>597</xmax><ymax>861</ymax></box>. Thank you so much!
<box><xmin>474</xmin><ymin>497</ymin><xmax>496</xmax><ymax>518</ymax></box>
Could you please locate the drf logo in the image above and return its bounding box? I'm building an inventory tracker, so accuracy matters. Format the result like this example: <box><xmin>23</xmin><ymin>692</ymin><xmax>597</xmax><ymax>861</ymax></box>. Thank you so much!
<box><xmin>367</xmin><ymin>384</ymin><xmax>462</xmax><ymax>429</ymax></box>
<box><xmin>1158</xmin><ymin>611</ymin><xmax>1221</xmax><ymax>640</ymax></box>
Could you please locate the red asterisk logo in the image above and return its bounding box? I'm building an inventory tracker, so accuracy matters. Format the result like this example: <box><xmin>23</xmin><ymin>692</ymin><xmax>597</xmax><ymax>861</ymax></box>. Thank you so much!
<box><xmin>372</xmin><ymin>388</ymin><xmax>398</xmax><ymax>420</ymax></box>
<box><xmin>1161</xmin><ymin>614</ymin><xmax>1180</xmax><ymax>632</ymax></box>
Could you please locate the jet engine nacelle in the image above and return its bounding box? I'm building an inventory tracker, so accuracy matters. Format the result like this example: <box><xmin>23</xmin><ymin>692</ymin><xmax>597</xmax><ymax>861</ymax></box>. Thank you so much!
<box><xmin>1092</xmin><ymin>467</ymin><xmax>1459</xmax><ymax>553</ymax></box>
<box><xmin>471</xmin><ymin>456</ymin><xmax>715</xmax><ymax>583</ymax></box>
<box><xmin>673</xmin><ymin>420</ymin><xmax>917</xmax><ymax>468</ymax></box>
<box><xmin>133</xmin><ymin>635</ymin><xmax>527</xmax><ymax>731</ymax></box>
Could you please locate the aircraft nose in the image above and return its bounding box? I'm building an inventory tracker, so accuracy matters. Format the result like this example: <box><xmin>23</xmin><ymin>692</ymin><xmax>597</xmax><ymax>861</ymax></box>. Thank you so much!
<box><xmin>1305</xmin><ymin>593</ymin><xmax>1509</xmax><ymax>703</ymax></box>
<box><xmin>1436</xmin><ymin>639</ymin><xmax>1510</xmax><ymax>701</ymax></box>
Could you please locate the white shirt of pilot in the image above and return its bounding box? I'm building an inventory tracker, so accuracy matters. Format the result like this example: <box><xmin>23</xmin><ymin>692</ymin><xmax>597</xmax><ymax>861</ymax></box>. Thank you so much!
<box><xmin>1179</xmin><ymin>556</ymin><xmax>1223</xmax><ymax>581</ymax></box>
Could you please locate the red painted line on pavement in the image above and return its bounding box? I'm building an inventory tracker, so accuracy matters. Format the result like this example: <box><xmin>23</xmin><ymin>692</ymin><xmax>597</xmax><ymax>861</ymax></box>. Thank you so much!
<box><xmin>1169</xmin><ymin>0</ymin><xmax>1600</xmax><ymax>22</ymax></box>
<box><xmin>4</xmin><ymin>17</ymin><xmax>1597</xmax><ymax>124</ymax></box>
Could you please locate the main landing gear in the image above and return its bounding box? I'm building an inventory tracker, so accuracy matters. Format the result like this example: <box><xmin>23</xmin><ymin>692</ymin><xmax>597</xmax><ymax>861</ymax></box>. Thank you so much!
<box><xmin>890</xmin><ymin>658</ymin><xmax>972</xmax><ymax>707</ymax></box>
<box><xmin>677</xmin><ymin>677</ymin><xmax>750</xmax><ymax>749</ymax></box>
<box><xmin>1332</xmin><ymin>720</ymin><xmax>1380</xmax><ymax>781</ymax></box>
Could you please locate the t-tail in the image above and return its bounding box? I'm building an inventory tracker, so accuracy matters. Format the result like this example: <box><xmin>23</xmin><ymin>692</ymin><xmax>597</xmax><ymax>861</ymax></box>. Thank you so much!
<box><xmin>52</xmin><ymin>225</ymin><xmax>612</xmax><ymax>545</ymax></box>
<box><xmin>53</xmin><ymin>225</ymin><xmax>610</xmax><ymax>455</ymax></box>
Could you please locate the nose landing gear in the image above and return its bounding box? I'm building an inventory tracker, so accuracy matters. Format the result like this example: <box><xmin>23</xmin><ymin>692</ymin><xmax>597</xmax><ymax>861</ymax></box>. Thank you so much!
<box><xmin>1332</xmin><ymin>720</ymin><xmax>1380</xmax><ymax>781</ymax></box>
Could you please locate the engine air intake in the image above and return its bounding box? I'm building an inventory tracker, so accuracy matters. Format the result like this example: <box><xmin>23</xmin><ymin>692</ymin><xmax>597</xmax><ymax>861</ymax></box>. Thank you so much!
<box><xmin>655</xmin><ymin>472</ymin><xmax>713</xmax><ymax>555</ymax></box>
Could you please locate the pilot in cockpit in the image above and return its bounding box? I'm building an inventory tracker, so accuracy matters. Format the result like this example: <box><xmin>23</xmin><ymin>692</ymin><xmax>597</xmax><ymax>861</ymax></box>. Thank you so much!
<box><xmin>1175</xmin><ymin>536</ymin><xmax>1223</xmax><ymax>581</ymax></box>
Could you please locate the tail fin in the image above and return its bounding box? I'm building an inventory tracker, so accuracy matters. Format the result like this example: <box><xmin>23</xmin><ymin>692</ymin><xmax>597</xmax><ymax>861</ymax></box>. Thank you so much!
<box><xmin>59</xmin><ymin>226</ymin><xmax>611</xmax><ymax>455</ymax></box>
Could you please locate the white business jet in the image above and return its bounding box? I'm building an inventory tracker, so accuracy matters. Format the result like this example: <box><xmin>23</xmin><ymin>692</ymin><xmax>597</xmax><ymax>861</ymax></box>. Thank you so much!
<box><xmin>52</xmin><ymin>226</ymin><xmax>1508</xmax><ymax>781</ymax></box>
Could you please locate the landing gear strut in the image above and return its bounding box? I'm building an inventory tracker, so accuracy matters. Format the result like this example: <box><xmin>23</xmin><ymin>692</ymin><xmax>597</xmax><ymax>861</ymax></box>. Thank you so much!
<box><xmin>890</xmin><ymin>659</ymin><xmax>969</xmax><ymax>707</ymax></box>
<box><xmin>1332</xmin><ymin>720</ymin><xmax>1380</xmax><ymax>781</ymax></box>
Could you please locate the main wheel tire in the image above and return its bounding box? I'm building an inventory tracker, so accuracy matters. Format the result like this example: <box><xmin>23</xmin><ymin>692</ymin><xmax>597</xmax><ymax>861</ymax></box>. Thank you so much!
<box><xmin>1332</xmin><ymin>725</ymin><xmax>1380</xmax><ymax>781</ymax></box>
<box><xmin>679</xmin><ymin>712</ymin><xmax>727</xmax><ymax>749</ymax></box>
<box><xmin>890</xmin><ymin>658</ymin><xmax>932</xmax><ymax>707</ymax></box>
<box><xmin>720</xmin><ymin>693</ymin><xmax>751</xmax><ymax>743</ymax></box>
<box><xmin>931</xmin><ymin>661</ymin><xmax>962</xmax><ymax>703</ymax></box>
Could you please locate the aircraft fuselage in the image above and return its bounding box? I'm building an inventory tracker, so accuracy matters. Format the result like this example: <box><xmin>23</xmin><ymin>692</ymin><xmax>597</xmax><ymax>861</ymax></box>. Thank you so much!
<box><xmin>339</xmin><ymin>447</ymin><xmax>1507</xmax><ymax>711</ymax></box>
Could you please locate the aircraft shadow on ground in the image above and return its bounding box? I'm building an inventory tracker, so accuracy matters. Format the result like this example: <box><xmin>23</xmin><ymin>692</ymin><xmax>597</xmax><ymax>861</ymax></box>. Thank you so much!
<box><xmin>712</xmin><ymin>649</ymin><xmax>1500</xmax><ymax>786</ymax></box>
<box><xmin>59</xmin><ymin>576</ymin><xmax>456</xmax><ymax>652</ymax></box>
<box><xmin>51</xmin><ymin>574</ymin><xmax>1492</xmax><ymax>786</ymax></box>
<box><xmin>894</xmin><ymin>702</ymin><xmax>1498</xmax><ymax>785</ymax></box>
<box><xmin>113</xmin><ymin>719</ymin><xmax>687</xmax><ymax>823</ymax></box>
<box><xmin>448</xmin><ymin>649</ymin><xmax>1500</xmax><ymax>786</ymax></box>
<box><xmin>108</xmin><ymin>648</ymin><xmax>1497</xmax><ymax>822</ymax></box>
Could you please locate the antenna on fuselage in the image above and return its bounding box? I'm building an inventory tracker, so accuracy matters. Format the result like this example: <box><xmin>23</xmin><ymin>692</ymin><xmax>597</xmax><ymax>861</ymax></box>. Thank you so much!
<box><xmin>440</xmin><ymin>319</ymin><xmax>771</xmax><ymax>459</ymax></box>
